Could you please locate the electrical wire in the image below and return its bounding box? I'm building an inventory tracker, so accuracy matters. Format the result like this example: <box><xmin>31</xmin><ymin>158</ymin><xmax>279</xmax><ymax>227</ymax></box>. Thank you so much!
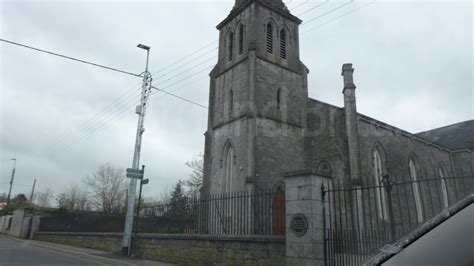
<box><xmin>302</xmin><ymin>0</ymin><xmax>354</xmax><ymax>25</ymax></box>
<box><xmin>296</xmin><ymin>0</ymin><xmax>330</xmax><ymax>16</ymax></box>
<box><xmin>32</xmin><ymin>1</ymin><xmax>376</xmax><ymax>161</ymax></box>
<box><xmin>302</xmin><ymin>0</ymin><xmax>377</xmax><ymax>33</ymax></box>
<box><xmin>40</xmin><ymin>64</ymin><xmax>217</xmax><ymax>161</ymax></box>
<box><xmin>39</xmin><ymin>46</ymin><xmax>218</xmax><ymax>159</ymax></box>
<box><xmin>151</xmin><ymin>86</ymin><xmax>209</xmax><ymax>111</ymax></box>
<box><xmin>290</xmin><ymin>0</ymin><xmax>310</xmax><ymax>11</ymax></box>
<box><xmin>0</xmin><ymin>39</ymin><xmax>141</xmax><ymax>78</ymax></box>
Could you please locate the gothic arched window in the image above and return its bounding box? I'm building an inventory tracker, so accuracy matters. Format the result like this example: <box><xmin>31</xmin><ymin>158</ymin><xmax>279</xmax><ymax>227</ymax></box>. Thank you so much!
<box><xmin>373</xmin><ymin>147</ymin><xmax>388</xmax><ymax>220</ymax></box>
<box><xmin>266</xmin><ymin>23</ymin><xmax>273</xmax><ymax>54</ymax></box>
<box><xmin>409</xmin><ymin>157</ymin><xmax>423</xmax><ymax>223</ymax></box>
<box><xmin>438</xmin><ymin>163</ymin><xmax>449</xmax><ymax>208</ymax></box>
<box><xmin>280</xmin><ymin>29</ymin><xmax>287</xmax><ymax>59</ymax></box>
<box><xmin>224</xmin><ymin>144</ymin><xmax>235</xmax><ymax>192</ymax></box>
<box><xmin>238</xmin><ymin>24</ymin><xmax>244</xmax><ymax>55</ymax></box>
<box><xmin>228</xmin><ymin>31</ymin><xmax>234</xmax><ymax>61</ymax></box>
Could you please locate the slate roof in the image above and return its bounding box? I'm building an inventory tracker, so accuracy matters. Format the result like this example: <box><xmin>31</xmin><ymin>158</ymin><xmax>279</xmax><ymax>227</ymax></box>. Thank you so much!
<box><xmin>416</xmin><ymin>120</ymin><xmax>474</xmax><ymax>150</ymax></box>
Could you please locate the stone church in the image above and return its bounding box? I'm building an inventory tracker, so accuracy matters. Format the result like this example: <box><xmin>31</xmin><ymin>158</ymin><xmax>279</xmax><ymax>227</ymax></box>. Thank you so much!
<box><xmin>201</xmin><ymin>0</ymin><xmax>474</xmax><ymax>206</ymax></box>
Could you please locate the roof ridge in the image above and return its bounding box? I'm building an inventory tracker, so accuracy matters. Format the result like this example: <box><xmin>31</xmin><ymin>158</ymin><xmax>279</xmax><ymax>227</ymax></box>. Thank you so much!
<box><xmin>416</xmin><ymin>119</ymin><xmax>474</xmax><ymax>135</ymax></box>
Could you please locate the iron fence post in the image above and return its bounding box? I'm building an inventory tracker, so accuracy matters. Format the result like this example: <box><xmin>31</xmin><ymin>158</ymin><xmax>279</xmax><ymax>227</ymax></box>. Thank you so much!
<box><xmin>382</xmin><ymin>175</ymin><xmax>396</xmax><ymax>241</ymax></box>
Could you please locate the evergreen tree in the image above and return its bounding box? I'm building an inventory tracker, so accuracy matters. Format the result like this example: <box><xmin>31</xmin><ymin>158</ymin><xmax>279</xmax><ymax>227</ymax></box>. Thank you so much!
<box><xmin>166</xmin><ymin>181</ymin><xmax>187</xmax><ymax>219</ymax></box>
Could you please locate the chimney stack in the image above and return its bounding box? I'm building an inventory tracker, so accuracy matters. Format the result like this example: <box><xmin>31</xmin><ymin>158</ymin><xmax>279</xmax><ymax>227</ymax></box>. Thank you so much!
<box><xmin>342</xmin><ymin>63</ymin><xmax>356</xmax><ymax>92</ymax></box>
<box><xmin>342</xmin><ymin>63</ymin><xmax>361</xmax><ymax>182</ymax></box>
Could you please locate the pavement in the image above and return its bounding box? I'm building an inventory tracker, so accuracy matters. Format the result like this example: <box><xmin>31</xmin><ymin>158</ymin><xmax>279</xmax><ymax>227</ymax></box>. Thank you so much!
<box><xmin>0</xmin><ymin>234</ymin><xmax>175</xmax><ymax>266</ymax></box>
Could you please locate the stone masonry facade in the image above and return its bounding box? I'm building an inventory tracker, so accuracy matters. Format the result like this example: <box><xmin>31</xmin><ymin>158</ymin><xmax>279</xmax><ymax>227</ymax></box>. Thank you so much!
<box><xmin>202</xmin><ymin>0</ymin><xmax>474</xmax><ymax>203</ymax></box>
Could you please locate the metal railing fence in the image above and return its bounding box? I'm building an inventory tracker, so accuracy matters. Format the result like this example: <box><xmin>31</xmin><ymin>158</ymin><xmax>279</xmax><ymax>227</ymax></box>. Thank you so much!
<box><xmin>322</xmin><ymin>175</ymin><xmax>474</xmax><ymax>266</ymax></box>
<box><xmin>141</xmin><ymin>188</ymin><xmax>286</xmax><ymax>235</ymax></box>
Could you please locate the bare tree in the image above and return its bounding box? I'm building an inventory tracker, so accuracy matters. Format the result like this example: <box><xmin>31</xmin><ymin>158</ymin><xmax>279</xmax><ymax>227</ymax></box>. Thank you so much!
<box><xmin>84</xmin><ymin>163</ymin><xmax>126</xmax><ymax>213</ymax></box>
<box><xmin>56</xmin><ymin>185</ymin><xmax>90</xmax><ymax>211</ymax></box>
<box><xmin>34</xmin><ymin>188</ymin><xmax>54</xmax><ymax>208</ymax></box>
<box><xmin>185</xmin><ymin>153</ymin><xmax>203</xmax><ymax>197</ymax></box>
<box><xmin>157</xmin><ymin>185</ymin><xmax>173</xmax><ymax>204</ymax></box>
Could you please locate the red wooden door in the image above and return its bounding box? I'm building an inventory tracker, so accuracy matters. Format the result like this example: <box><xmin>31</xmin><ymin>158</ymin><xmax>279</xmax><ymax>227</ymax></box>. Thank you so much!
<box><xmin>272</xmin><ymin>188</ymin><xmax>285</xmax><ymax>235</ymax></box>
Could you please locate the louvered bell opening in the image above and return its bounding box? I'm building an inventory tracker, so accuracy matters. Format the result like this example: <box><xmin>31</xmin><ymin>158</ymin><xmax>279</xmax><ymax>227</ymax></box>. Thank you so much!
<box><xmin>280</xmin><ymin>30</ymin><xmax>286</xmax><ymax>59</ymax></box>
<box><xmin>239</xmin><ymin>25</ymin><xmax>244</xmax><ymax>55</ymax></box>
<box><xmin>228</xmin><ymin>33</ymin><xmax>234</xmax><ymax>61</ymax></box>
<box><xmin>266</xmin><ymin>24</ymin><xmax>273</xmax><ymax>54</ymax></box>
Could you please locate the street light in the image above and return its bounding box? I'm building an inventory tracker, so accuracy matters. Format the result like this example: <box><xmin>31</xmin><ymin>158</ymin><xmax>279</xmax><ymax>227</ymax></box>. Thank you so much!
<box><xmin>137</xmin><ymin>44</ymin><xmax>150</xmax><ymax>51</ymax></box>
<box><xmin>137</xmin><ymin>43</ymin><xmax>150</xmax><ymax>73</ymax></box>
<box><xmin>122</xmin><ymin>44</ymin><xmax>152</xmax><ymax>256</ymax></box>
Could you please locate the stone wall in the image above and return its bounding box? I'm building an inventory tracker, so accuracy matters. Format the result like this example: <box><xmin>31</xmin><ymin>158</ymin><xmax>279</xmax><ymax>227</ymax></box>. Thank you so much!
<box><xmin>34</xmin><ymin>232</ymin><xmax>122</xmax><ymax>252</ymax></box>
<box><xmin>8</xmin><ymin>210</ymin><xmax>26</xmax><ymax>237</ymax></box>
<box><xmin>304</xmin><ymin>99</ymin><xmax>349</xmax><ymax>180</ymax></box>
<box><xmin>34</xmin><ymin>232</ymin><xmax>286</xmax><ymax>266</ymax></box>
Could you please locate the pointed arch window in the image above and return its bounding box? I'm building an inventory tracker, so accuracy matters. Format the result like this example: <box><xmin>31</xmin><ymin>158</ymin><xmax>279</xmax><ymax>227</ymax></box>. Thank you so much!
<box><xmin>228</xmin><ymin>32</ymin><xmax>234</xmax><ymax>61</ymax></box>
<box><xmin>224</xmin><ymin>145</ymin><xmax>235</xmax><ymax>192</ymax></box>
<box><xmin>438</xmin><ymin>164</ymin><xmax>449</xmax><ymax>208</ymax></box>
<box><xmin>266</xmin><ymin>23</ymin><xmax>273</xmax><ymax>54</ymax></box>
<box><xmin>409</xmin><ymin>158</ymin><xmax>423</xmax><ymax>223</ymax></box>
<box><xmin>280</xmin><ymin>29</ymin><xmax>287</xmax><ymax>59</ymax></box>
<box><xmin>238</xmin><ymin>24</ymin><xmax>244</xmax><ymax>55</ymax></box>
<box><xmin>373</xmin><ymin>148</ymin><xmax>388</xmax><ymax>220</ymax></box>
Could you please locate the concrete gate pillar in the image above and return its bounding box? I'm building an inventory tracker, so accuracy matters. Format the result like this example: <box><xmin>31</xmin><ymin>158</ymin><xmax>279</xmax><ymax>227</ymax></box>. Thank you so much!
<box><xmin>285</xmin><ymin>170</ymin><xmax>332</xmax><ymax>266</ymax></box>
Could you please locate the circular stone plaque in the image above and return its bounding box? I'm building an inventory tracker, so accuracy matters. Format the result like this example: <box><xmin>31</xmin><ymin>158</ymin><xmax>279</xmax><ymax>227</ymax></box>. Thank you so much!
<box><xmin>290</xmin><ymin>214</ymin><xmax>309</xmax><ymax>237</ymax></box>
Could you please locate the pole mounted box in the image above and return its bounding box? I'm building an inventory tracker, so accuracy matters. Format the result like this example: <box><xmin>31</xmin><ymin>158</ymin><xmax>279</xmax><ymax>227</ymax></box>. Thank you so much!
<box><xmin>126</xmin><ymin>168</ymin><xmax>144</xmax><ymax>179</ymax></box>
<box><xmin>135</xmin><ymin>105</ymin><xmax>142</xmax><ymax>115</ymax></box>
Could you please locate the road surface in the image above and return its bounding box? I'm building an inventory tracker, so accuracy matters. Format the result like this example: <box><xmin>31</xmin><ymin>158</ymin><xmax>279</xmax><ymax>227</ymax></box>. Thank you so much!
<box><xmin>0</xmin><ymin>235</ymin><xmax>170</xmax><ymax>265</ymax></box>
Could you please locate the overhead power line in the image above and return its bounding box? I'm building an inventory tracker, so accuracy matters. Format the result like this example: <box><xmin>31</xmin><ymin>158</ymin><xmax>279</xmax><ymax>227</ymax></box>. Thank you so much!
<box><xmin>39</xmin><ymin>64</ymin><xmax>217</xmax><ymax>161</ymax></box>
<box><xmin>303</xmin><ymin>0</ymin><xmax>377</xmax><ymax>33</ymax></box>
<box><xmin>151</xmin><ymin>40</ymin><xmax>217</xmax><ymax>76</ymax></box>
<box><xmin>152</xmin><ymin>86</ymin><xmax>209</xmax><ymax>111</ymax></box>
<box><xmin>290</xmin><ymin>0</ymin><xmax>310</xmax><ymax>11</ymax></box>
<box><xmin>302</xmin><ymin>0</ymin><xmax>354</xmax><ymax>25</ymax></box>
<box><xmin>38</xmin><ymin>44</ymin><xmax>218</xmax><ymax>160</ymax></box>
<box><xmin>32</xmin><ymin>1</ymin><xmax>376</xmax><ymax>161</ymax></box>
<box><xmin>0</xmin><ymin>39</ymin><xmax>141</xmax><ymax>77</ymax></box>
<box><xmin>296</xmin><ymin>0</ymin><xmax>329</xmax><ymax>16</ymax></box>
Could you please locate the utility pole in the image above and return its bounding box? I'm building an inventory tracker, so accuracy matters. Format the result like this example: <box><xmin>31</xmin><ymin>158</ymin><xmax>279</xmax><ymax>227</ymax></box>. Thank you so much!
<box><xmin>122</xmin><ymin>44</ymin><xmax>152</xmax><ymax>256</ymax></box>
<box><xmin>29</xmin><ymin>179</ymin><xmax>37</xmax><ymax>203</ymax></box>
<box><xmin>6</xmin><ymin>158</ymin><xmax>16</xmax><ymax>205</ymax></box>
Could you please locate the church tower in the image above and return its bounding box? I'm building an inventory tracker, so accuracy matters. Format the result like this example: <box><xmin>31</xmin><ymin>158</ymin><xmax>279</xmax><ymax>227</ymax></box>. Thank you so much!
<box><xmin>202</xmin><ymin>0</ymin><xmax>309</xmax><ymax>194</ymax></box>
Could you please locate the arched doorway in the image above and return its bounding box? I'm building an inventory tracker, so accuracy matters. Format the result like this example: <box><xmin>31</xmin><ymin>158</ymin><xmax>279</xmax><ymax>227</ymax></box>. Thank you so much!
<box><xmin>272</xmin><ymin>186</ymin><xmax>285</xmax><ymax>235</ymax></box>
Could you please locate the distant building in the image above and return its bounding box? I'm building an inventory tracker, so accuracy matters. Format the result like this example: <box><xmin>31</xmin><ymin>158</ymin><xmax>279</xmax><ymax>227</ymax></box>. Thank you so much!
<box><xmin>202</xmin><ymin>0</ymin><xmax>474</xmax><ymax>208</ymax></box>
<box><xmin>0</xmin><ymin>202</ymin><xmax>6</xmax><ymax>210</ymax></box>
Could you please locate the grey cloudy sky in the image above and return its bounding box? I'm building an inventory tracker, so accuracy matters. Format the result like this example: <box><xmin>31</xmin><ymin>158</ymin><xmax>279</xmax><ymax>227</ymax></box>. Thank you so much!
<box><xmin>0</xmin><ymin>0</ymin><xmax>472</xmax><ymax>200</ymax></box>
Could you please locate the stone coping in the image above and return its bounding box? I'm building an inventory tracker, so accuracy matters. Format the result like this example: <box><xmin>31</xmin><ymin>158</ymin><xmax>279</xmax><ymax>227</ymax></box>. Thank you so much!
<box><xmin>35</xmin><ymin>232</ymin><xmax>285</xmax><ymax>243</ymax></box>
<box><xmin>365</xmin><ymin>193</ymin><xmax>474</xmax><ymax>265</ymax></box>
